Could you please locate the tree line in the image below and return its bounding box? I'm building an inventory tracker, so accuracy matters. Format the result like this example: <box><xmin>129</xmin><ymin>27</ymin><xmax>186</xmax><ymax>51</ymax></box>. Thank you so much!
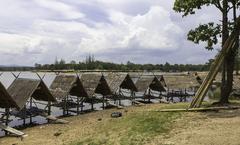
<box><xmin>34</xmin><ymin>55</ymin><xmax>212</xmax><ymax>72</ymax></box>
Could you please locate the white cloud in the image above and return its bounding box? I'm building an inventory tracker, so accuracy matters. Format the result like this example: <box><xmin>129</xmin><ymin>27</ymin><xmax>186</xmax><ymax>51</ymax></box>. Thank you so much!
<box><xmin>33</xmin><ymin>0</ymin><xmax>85</xmax><ymax>19</ymax></box>
<box><xmin>0</xmin><ymin>0</ymin><xmax>219</xmax><ymax>65</ymax></box>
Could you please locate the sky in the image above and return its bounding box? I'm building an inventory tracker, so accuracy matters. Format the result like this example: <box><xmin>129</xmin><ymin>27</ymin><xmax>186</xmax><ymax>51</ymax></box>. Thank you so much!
<box><xmin>0</xmin><ymin>0</ymin><xmax>221</xmax><ymax>66</ymax></box>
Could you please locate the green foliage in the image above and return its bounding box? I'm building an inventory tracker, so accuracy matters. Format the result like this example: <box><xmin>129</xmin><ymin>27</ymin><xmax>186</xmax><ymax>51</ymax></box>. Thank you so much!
<box><xmin>188</xmin><ymin>23</ymin><xmax>221</xmax><ymax>50</ymax></box>
<box><xmin>173</xmin><ymin>0</ymin><xmax>219</xmax><ymax>17</ymax></box>
<box><xmin>173</xmin><ymin>0</ymin><xmax>225</xmax><ymax>50</ymax></box>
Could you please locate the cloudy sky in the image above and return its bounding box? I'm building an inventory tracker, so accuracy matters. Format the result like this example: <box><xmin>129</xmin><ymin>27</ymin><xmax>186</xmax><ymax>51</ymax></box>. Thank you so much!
<box><xmin>0</xmin><ymin>0</ymin><xmax>221</xmax><ymax>66</ymax></box>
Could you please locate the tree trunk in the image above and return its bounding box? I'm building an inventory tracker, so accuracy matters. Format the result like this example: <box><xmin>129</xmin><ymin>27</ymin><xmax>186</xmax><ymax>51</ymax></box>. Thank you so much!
<box><xmin>220</xmin><ymin>0</ymin><xmax>239</xmax><ymax>104</ymax></box>
<box><xmin>220</xmin><ymin>0</ymin><xmax>229</xmax><ymax>104</ymax></box>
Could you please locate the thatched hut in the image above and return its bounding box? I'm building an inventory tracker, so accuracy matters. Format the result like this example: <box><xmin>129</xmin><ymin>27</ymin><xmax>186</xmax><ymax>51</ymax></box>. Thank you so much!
<box><xmin>135</xmin><ymin>75</ymin><xmax>166</xmax><ymax>101</ymax></box>
<box><xmin>105</xmin><ymin>73</ymin><xmax>137</xmax><ymax>98</ymax></box>
<box><xmin>8</xmin><ymin>78</ymin><xmax>56</xmax><ymax>125</ymax></box>
<box><xmin>50</xmin><ymin>74</ymin><xmax>88</xmax><ymax>115</ymax></box>
<box><xmin>155</xmin><ymin>75</ymin><xmax>167</xmax><ymax>88</ymax></box>
<box><xmin>0</xmin><ymin>82</ymin><xmax>17</xmax><ymax>109</ymax></box>
<box><xmin>163</xmin><ymin>74</ymin><xmax>199</xmax><ymax>102</ymax></box>
<box><xmin>135</xmin><ymin>76</ymin><xmax>166</xmax><ymax>92</ymax></box>
<box><xmin>164</xmin><ymin>74</ymin><xmax>199</xmax><ymax>91</ymax></box>
<box><xmin>0</xmin><ymin>81</ymin><xmax>18</xmax><ymax>131</ymax></box>
<box><xmin>80</xmin><ymin>73</ymin><xmax>111</xmax><ymax>110</ymax></box>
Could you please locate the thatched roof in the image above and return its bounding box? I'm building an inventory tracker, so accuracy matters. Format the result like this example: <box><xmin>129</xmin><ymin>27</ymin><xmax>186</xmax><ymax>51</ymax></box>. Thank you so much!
<box><xmin>164</xmin><ymin>74</ymin><xmax>199</xmax><ymax>90</ymax></box>
<box><xmin>8</xmin><ymin>78</ymin><xmax>56</xmax><ymax>110</ymax></box>
<box><xmin>50</xmin><ymin>75</ymin><xmax>88</xmax><ymax>100</ymax></box>
<box><xmin>197</xmin><ymin>72</ymin><xmax>222</xmax><ymax>84</ymax></box>
<box><xmin>155</xmin><ymin>75</ymin><xmax>167</xmax><ymax>87</ymax></box>
<box><xmin>106</xmin><ymin>73</ymin><xmax>137</xmax><ymax>93</ymax></box>
<box><xmin>135</xmin><ymin>75</ymin><xmax>166</xmax><ymax>92</ymax></box>
<box><xmin>80</xmin><ymin>73</ymin><xmax>111</xmax><ymax>96</ymax></box>
<box><xmin>0</xmin><ymin>81</ymin><xmax>18</xmax><ymax>108</ymax></box>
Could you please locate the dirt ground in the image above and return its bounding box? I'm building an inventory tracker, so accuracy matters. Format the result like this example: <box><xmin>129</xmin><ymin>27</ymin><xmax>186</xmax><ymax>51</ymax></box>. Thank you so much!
<box><xmin>156</xmin><ymin>109</ymin><xmax>240</xmax><ymax>145</ymax></box>
<box><xmin>1</xmin><ymin>103</ymin><xmax>240</xmax><ymax>145</ymax></box>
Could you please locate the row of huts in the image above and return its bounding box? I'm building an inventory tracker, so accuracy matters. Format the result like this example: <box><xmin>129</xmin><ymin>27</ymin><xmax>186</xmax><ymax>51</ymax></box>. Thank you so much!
<box><xmin>2</xmin><ymin>71</ymin><xmax>238</xmax><ymax>137</ymax></box>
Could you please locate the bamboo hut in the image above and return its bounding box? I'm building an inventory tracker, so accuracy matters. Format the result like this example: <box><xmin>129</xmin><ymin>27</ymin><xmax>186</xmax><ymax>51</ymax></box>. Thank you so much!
<box><xmin>135</xmin><ymin>75</ymin><xmax>166</xmax><ymax>102</ymax></box>
<box><xmin>105</xmin><ymin>73</ymin><xmax>137</xmax><ymax>107</ymax></box>
<box><xmin>164</xmin><ymin>74</ymin><xmax>199</xmax><ymax>102</ymax></box>
<box><xmin>0</xmin><ymin>81</ymin><xmax>21</xmax><ymax>135</ymax></box>
<box><xmin>0</xmin><ymin>82</ymin><xmax>18</xmax><ymax>109</ymax></box>
<box><xmin>50</xmin><ymin>74</ymin><xmax>88</xmax><ymax>115</ymax></box>
<box><xmin>80</xmin><ymin>73</ymin><xmax>111</xmax><ymax>110</ymax></box>
<box><xmin>8</xmin><ymin>78</ymin><xmax>56</xmax><ymax>125</ymax></box>
<box><xmin>156</xmin><ymin>75</ymin><xmax>167</xmax><ymax>88</ymax></box>
<box><xmin>106</xmin><ymin>73</ymin><xmax>137</xmax><ymax>98</ymax></box>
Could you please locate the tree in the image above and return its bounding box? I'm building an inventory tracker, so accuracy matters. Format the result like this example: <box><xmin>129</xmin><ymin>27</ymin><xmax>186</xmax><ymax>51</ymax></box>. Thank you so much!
<box><xmin>173</xmin><ymin>0</ymin><xmax>240</xmax><ymax>104</ymax></box>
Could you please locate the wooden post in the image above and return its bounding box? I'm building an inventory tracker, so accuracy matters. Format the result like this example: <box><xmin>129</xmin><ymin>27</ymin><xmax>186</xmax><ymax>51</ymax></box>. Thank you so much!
<box><xmin>81</xmin><ymin>100</ymin><xmax>84</xmax><ymax>112</ymax></box>
<box><xmin>185</xmin><ymin>88</ymin><xmax>187</xmax><ymax>102</ymax></box>
<box><xmin>159</xmin><ymin>91</ymin><xmax>162</xmax><ymax>101</ymax></box>
<box><xmin>66</xmin><ymin>96</ymin><xmax>69</xmax><ymax>115</ymax></box>
<box><xmin>47</xmin><ymin>101</ymin><xmax>51</xmax><ymax>123</ymax></box>
<box><xmin>119</xmin><ymin>98</ymin><xmax>121</xmax><ymax>106</ymax></box>
<box><xmin>102</xmin><ymin>95</ymin><xmax>105</xmax><ymax>110</ymax></box>
<box><xmin>30</xmin><ymin>97</ymin><xmax>33</xmax><ymax>124</ymax></box>
<box><xmin>5</xmin><ymin>108</ymin><xmax>10</xmax><ymax>135</ymax></box>
<box><xmin>77</xmin><ymin>97</ymin><xmax>80</xmax><ymax>115</ymax></box>
<box><xmin>148</xmin><ymin>89</ymin><xmax>151</xmax><ymax>103</ymax></box>
<box><xmin>166</xmin><ymin>88</ymin><xmax>169</xmax><ymax>101</ymax></box>
<box><xmin>131</xmin><ymin>90</ymin><xmax>134</xmax><ymax>105</ymax></box>
<box><xmin>91</xmin><ymin>99</ymin><xmax>94</xmax><ymax>111</ymax></box>
<box><xmin>63</xmin><ymin>98</ymin><xmax>66</xmax><ymax>116</ymax></box>
<box><xmin>23</xmin><ymin>105</ymin><xmax>26</xmax><ymax>126</ymax></box>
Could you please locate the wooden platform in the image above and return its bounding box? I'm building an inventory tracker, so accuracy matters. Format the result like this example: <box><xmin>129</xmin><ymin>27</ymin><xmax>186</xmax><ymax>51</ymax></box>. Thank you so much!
<box><xmin>0</xmin><ymin>123</ymin><xmax>26</xmax><ymax>137</ymax></box>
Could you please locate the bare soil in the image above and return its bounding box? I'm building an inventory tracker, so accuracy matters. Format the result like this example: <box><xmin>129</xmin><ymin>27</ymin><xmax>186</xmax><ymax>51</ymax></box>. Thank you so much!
<box><xmin>1</xmin><ymin>103</ymin><xmax>240</xmax><ymax>145</ymax></box>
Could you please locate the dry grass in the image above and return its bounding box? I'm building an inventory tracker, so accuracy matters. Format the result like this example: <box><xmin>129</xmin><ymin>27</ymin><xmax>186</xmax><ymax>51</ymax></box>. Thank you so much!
<box><xmin>0</xmin><ymin>103</ymin><xmax>182</xmax><ymax>145</ymax></box>
<box><xmin>2</xmin><ymin>102</ymin><xmax>240</xmax><ymax>145</ymax></box>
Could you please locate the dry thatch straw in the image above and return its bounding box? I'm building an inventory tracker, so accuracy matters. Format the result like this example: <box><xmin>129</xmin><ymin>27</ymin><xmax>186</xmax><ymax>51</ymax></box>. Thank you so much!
<box><xmin>164</xmin><ymin>74</ymin><xmax>199</xmax><ymax>90</ymax></box>
<box><xmin>105</xmin><ymin>73</ymin><xmax>137</xmax><ymax>93</ymax></box>
<box><xmin>80</xmin><ymin>73</ymin><xmax>111</xmax><ymax>97</ymax></box>
<box><xmin>8</xmin><ymin>78</ymin><xmax>56</xmax><ymax>110</ymax></box>
<box><xmin>50</xmin><ymin>74</ymin><xmax>88</xmax><ymax>100</ymax></box>
<box><xmin>0</xmin><ymin>81</ymin><xmax>18</xmax><ymax>109</ymax></box>
<box><xmin>135</xmin><ymin>75</ymin><xmax>166</xmax><ymax>92</ymax></box>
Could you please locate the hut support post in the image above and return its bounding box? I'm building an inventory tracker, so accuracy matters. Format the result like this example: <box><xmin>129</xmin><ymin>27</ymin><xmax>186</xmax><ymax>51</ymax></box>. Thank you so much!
<box><xmin>131</xmin><ymin>90</ymin><xmax>134</xmax><ymax>105</ymax></box>
<box><xmin>63</xmin><ymin>98</ymin><xmax>66</xmax><ymax>116</ymax></box>
<box><xmin>166</xmin><ymin>88</ymin><xmax>169</xmax><ymax>101</ymax></box>
<box><xmin>47</xmin><ymin>101</ymin><xmax>51</xmax><ymax>123</ymax></box>
<box><xmin>184</xmin><ymin>89</ymin><xmax>187</xmax><ymax>102</ymax></box>
<box><xmin>171</xmin><ymin>90</ymin><xmax>174</xmax><ymax>102</ymax></box>
<box><xmin>81</xmin><ymin>99</ymin><xmax>84</xmax><ymax>112</ymax></box>
<box><xmin>77</xmin><ymin>97</ymin><xmax>80</xmax><ymax>115</ymax></box>
<box><xmin>4</xmin><ymin>108</ymin><xmax>10</xmax><ymax>135</ymax></box>
<box><xmin>148</xmin><ymin>89</ymin><xmax>151</xmax><ymax>103</ymax></box>
<box><xmin>23</xmin><ymin>105</ymin><xmax>26</xmax><ymax>126</ymax></box>
<box><xmin>66</xmin><ymin>95</ymin><xmax>69</xmax><ymax>115</ymax></box>
<box><xmin>91</xmin><ymin>99</ymin><xmax>94</xmax><ymax>111</ymax></box>
<box><xmin>102</xmin><ymin>95</ymin><xmax>105</xmax><ymax>110</ymax></box>
<box><xmin>119</xmin><ymin>98</ymin><xmax>121</xmax><ymax>106</ymax></box>
<box><xmin>30</xmin><ymin>97</ymin><xmax>33</xmax><ymax>124</ymax></box>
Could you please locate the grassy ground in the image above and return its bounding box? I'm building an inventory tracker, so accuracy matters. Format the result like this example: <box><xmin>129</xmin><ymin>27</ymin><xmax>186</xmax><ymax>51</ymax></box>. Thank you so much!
<box><xmin>71</xmin><ymin>110</ymin><xmax>180</xmax><ymax>145</ymax></box>
<box><xmin>0</xmin><ymin>103</ymin><xmax>183</xmax><ymax>145</ymax></box>
<box><xmin>1</xmin><ymin>102</ymin><xmax>240</xmax><ymax>145</ymax></box>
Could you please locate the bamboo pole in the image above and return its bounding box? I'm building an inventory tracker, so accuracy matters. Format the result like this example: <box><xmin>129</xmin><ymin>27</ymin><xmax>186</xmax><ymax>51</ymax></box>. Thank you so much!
<box><xmin>190</xmin><ymin>17</ymin><xmax>240</xmax><ymax>108</ymax></box>
<box><xmin>157</xmin><ymin>106</ymin><xmax>240</xmax><ymax>112</ymax></box>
